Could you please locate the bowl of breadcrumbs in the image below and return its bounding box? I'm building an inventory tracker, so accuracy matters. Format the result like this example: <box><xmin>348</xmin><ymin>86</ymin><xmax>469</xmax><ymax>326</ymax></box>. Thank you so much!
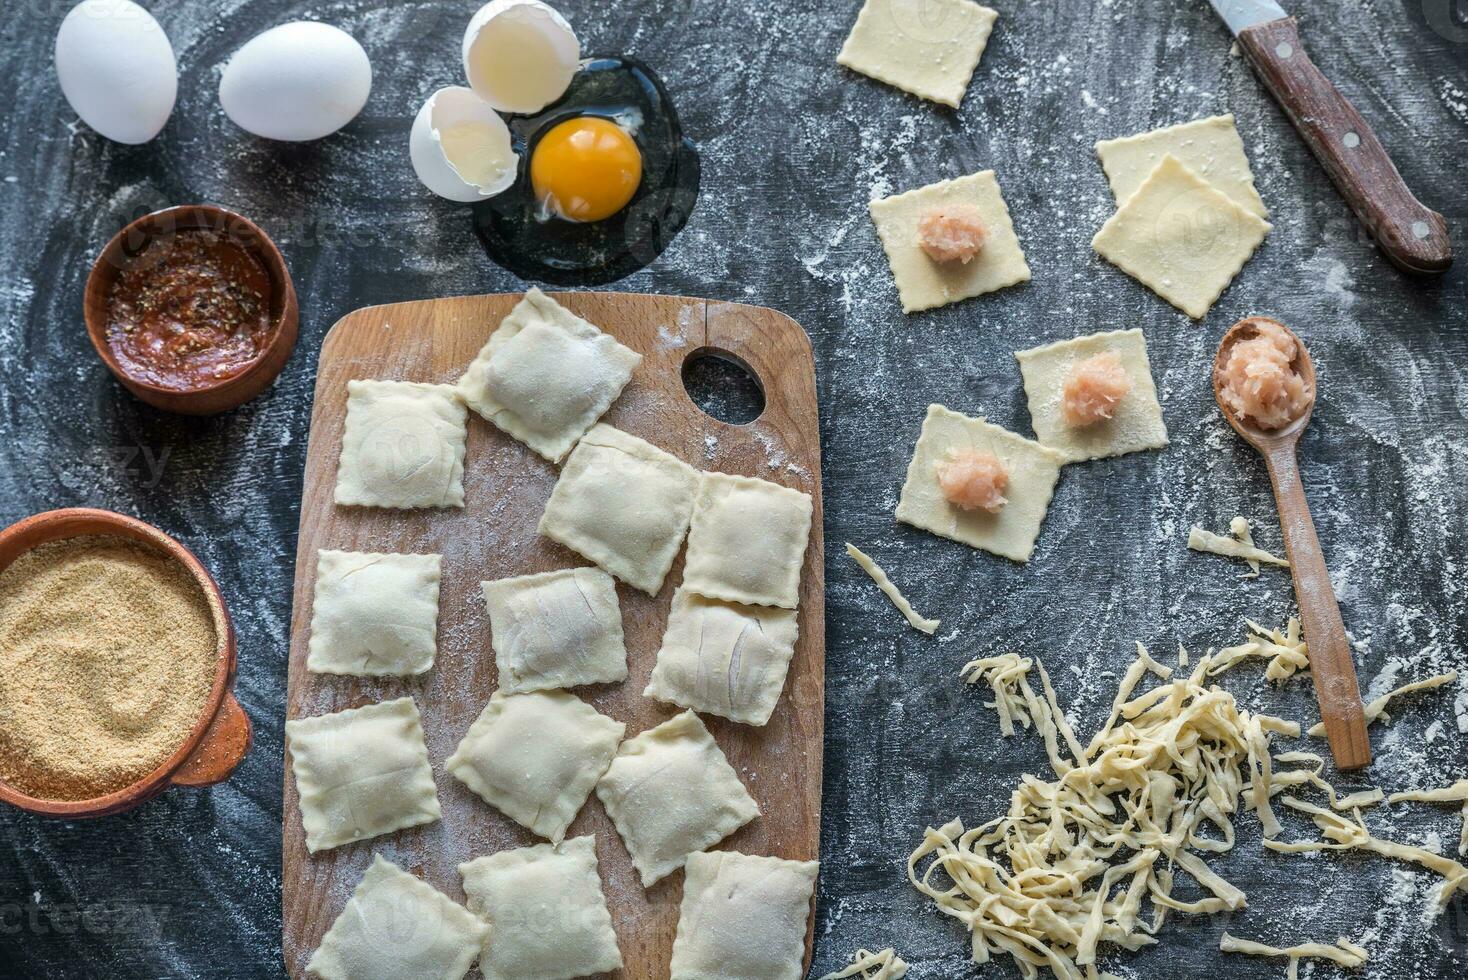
<box><xmin>0</xmin><ymin>508</ymin><xmax>251</xmax><ymax>817</ymax></box>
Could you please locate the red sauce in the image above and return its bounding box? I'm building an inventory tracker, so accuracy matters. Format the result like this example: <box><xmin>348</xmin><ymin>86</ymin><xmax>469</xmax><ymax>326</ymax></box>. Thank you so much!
<box><xmin>105</xmin><ymin>229</ymin><xmax>274</xmax><ymax>391</ymax></box>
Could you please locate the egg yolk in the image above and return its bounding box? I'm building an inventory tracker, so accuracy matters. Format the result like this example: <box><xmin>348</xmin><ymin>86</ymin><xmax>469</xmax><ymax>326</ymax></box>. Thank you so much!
<box><xmin>530</xmin><ymin>117</ymin><xmax>642</xmax><ymax>223</ymax></box>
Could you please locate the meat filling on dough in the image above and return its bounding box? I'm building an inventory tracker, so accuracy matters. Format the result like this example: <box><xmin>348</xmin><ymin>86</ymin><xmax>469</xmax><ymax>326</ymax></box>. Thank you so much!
<box><xmin>1220</xmin><ymin>320</ymin><xmax>1312</xmax><ymax>429</ymax></box>
<box><xmin>935</xmin><ymin>449</ymin><xmax>1008</xmax><ymax>514</ymax></box>
<box><xmin>917</xmin><ymin>205</ymin><xmax>988</xmax><ymax>264</ymax></box>
<box><xmin>1061</xmin><ymin>351</ymin><xmax>1132</xmax><ymax>427</ymax></box>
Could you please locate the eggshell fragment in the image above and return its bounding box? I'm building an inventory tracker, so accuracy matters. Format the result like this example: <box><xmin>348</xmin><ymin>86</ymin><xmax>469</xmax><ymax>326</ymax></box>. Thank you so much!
<box><xmin>410</xmin><ymin>87</ymin><xmax>518</xmax><ymax>202</ymax></box>
<box><xmin>54</xmin><ymin>0</ymin><xmax>177</xmax><ymax>144</ymax></box>
<box><xmin>219</xmin><ymin>22</ymin><xmax>372</xmax><ymax>141</ymax></box>
<box><xmin>462</xmin><ymin>0</ymin><xmax>580</xmax><ymax>114</ymax></box>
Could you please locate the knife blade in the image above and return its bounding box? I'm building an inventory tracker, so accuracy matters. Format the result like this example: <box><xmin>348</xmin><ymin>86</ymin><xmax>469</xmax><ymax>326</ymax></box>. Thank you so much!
<box><xmin>1208</xmin><ymin>0</ymin><xmax>1452</xmax><ymax>275</ymax></box>
<box><xmin>1209</xmin><ymin>0</ymin><xmax>1286</xmax><ymax>36</ymax></box>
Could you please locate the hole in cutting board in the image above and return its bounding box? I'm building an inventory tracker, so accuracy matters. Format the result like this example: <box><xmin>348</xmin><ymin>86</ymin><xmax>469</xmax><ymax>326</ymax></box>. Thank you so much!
<box><xmin>681</xmin><ymin>349</ymin><xmax>765</xmax><ymax>425</ymax></box>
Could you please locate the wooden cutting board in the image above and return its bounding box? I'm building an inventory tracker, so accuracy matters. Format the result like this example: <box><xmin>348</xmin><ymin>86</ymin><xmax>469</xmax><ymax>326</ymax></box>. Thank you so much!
<box><xmin>282</xmin><ymin>292</ymin><xmax>825</xmax><ymax>979</ymax></box>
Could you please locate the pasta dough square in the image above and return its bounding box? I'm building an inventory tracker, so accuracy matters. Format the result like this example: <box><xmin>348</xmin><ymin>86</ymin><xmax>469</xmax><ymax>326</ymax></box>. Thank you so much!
<box><xmin>1096</xmin><ymin>114</ymin><xmax>1268</xmax><ymax>217</ymax></box>
<box><xmin>644</xmin><ymin>588</ymin><xmax>801</xmax><ymax>726</ymax></box>
<box><xmin>482</xmin><ymin>567</ymin><xmax>627</xmax><ymax>693</ymax></box>
<box><xmin>895</xmin><ymin>404</ymin><xmax>1064</xmax><ymax>562</ymax></box>
<box><xmin>458</xmin><ymin>288</ymin><xmax>642</xmax><ymax>462</ymax></box>
<box><xmin>308</xmin><ymin>550</ymin><xmax>441</xmax><ymax>677</ymax></box>
<box><xmin>286</xmin><ymin>697</ymin><xmax>441</xmax><ymax>854</ymax></box>
<box><xmin>538</xmin><ymin>425</ymin><xmax>700</xmax><ymax>595</ymax></box>
<box><xmin>446</xmin><ymin>691</ymin><xmax>624</xmax><ymax>843</ymax></box>
<box><xmin>335</xmin><ymin>380</ymin><xmax>468</xmax><ymax>509</ymax></box>
<box><xmin>596</xmin><ymin>710</ymin><xmax>760</xmax><ymax>886</ymax></box>
<box><xmin>306</xmin><ymin>854</ymin><xmax>487</xmax><ymax>980</ymax></box>
<box><xmin>458</xmin><ymin>836</ymin><xmax>623</xmax><ymax>980</ymax></box>
<box><xmin>837</xmin><ymin>0</ymin><xmax>998</xmax><ymax>108</ymax></box>
<box><xmin>669</xmin><ymin>850</ymin><xmax>819</xmax><ymax>980</ymax></box>
<box><xmin>1091</xmin><ymin>155</ymin><xmax>1272</xmax><ymax>320</ymax></box>
<box><xmin>869</xmin><ymin>170</ymin><xmax>1030</xmax><ymax>313</ymax></box>
<box><xmin>1014</xmin><ymin>328</ymin><xmax>1169</xmax><ymax>462</ymax></box>
<box><xmin>682</xmin><ymin>473</ymin><xmax>812</xmax><ymax>609</ymax></box>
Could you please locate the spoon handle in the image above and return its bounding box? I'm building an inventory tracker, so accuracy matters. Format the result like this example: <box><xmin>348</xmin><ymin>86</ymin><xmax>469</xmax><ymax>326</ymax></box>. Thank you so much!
<box><xmin>1263</xmin><ymin>443</ymin><xmax>1372</xmax><ymax>770</ymax></box>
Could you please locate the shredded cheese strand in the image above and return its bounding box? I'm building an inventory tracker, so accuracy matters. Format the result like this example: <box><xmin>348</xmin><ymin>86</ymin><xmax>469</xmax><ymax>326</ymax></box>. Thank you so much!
<box><xmin>1263</xmin><ymin>796</ymin><xmax>1468</xmax><ymax>915</ymax></box>
<box><xmin>1269</xmin><ymin>751</ymin><xmax>1384</xmax><ymax>811</ymax></box>
<box><xmin>1188</xmin><ymin>522</ymin><xmax>1289</xmax><ymax>569</ymax></box>
<box><xmin>1219</xmin><ymin>932</ymin><xmax>1368</xmax><ymax>979</ymax></box>
<box><xmin>1388</xmin><ymin>780</ymin><xmax>1468</xmax><ymax>856</ymax></box>
<box><xmin>1230</xmin><ymin>516</ymin><xmax>1262</xmax><ymax>577</ymax></box>
<box><xmin>846</xmin><ymin>543</ymin><xmax>940</xmax><ymax>635</ymax></box>
<box><xmin>816</xmin><ymin>948</ymin><xmax>909</xmax><ymax>980</ymax></box>
<box><xmin>1209</xmin><ymin>618</ymin><xmax>1309</xmax><ymax>683</ymax></box>
<box><xmin>1307</xmin><ymin>671</ymin><xmax>1459</xmax><ymax>737</ymax></box>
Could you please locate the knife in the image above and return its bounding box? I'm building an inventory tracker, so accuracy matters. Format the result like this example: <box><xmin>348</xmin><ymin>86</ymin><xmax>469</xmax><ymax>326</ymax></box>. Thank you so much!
<box><xmin>1210</xmin><ymin>0</ymin><xmax>1452</xmax><ymax>275</ymax></box>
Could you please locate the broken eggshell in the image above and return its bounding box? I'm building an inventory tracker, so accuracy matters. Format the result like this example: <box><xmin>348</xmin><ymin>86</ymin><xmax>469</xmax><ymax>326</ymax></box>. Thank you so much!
<box><xmin>410</xmin><ymin>86</ymin><xmax>518</xmax><ymax>202</ymax></box>
<box><xmin>461</xmin><ymin>0</ymin><xmax>579</xmax><ymax>114</ymax></box>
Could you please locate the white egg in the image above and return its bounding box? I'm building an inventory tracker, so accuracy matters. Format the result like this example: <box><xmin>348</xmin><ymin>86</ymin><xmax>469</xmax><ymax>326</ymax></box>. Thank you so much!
<box><xmin>54</xmin><ymin>0</ymin><xmax>177</xmax><ymax>144</ymax></box>
<box><xmin>219</xmin><ymin>22</ymin><xmax>371</xmax><ymax>142</ymax></box>
<box><xmin>410</xmin><ymin>87</ymin><xmax>518</xmax><ymax>202</ymax></box>
<box><xmin>462</xmin><ymin>0</ymin><xmax>579</xmax><ymax>114</ymax></box>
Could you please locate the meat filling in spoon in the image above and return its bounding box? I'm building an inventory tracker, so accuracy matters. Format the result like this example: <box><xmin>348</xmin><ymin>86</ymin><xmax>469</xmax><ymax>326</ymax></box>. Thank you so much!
<box><xmin>1213</xmin><ymin>316</ymin><xmax>1371</xmax><ymax>770</ymax></box>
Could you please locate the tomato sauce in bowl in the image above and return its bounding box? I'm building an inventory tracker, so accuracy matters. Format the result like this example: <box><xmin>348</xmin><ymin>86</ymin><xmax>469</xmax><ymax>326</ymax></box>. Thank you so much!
<box><xmin>105</xmin><ymin>229</ymin><xmax>273</xmax><ymax>391</ymax></box>
<box><xmin>85</xmin><ymin>205</ymin><xmax>299</xmax><ymax>415</ymax></box>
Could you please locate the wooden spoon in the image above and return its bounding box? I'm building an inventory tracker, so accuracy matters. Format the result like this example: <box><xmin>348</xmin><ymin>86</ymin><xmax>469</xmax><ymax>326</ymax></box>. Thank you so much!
<box><xmin>1213</xmin><ymin>317</ymin><xmax>1371</xmax><ymax>770</ymax></box>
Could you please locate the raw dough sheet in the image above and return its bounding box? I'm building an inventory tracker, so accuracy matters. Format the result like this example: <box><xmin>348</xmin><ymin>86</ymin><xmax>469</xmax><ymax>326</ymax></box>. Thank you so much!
<box><xmin>1091</xmin><ymin>155</ymin><xmax>1271</xmax><ymax>319</ymax></box>
<box><xmin>896</xmin><ymin>404</ymin><xmax>1064</xmax><ymax>562</ymax></box>
<box><xmin>1096</xmin><ymin>114</ymin><xmax>1268</xmax><ymax>217</ymax></box>
<box><xmin>1014</xmin><ymin>328</ymin><xmax>1169</xmax><ymax>462</ymax></box>
<box><xmin>837</xmin><ymin>0</ymin><xmax>999</xmax><ymax>108</ymax></box>
<box><xmin>869</xmin><ymin>170</ymin><xmax>1030</xmax><ymax>313</ymax></box>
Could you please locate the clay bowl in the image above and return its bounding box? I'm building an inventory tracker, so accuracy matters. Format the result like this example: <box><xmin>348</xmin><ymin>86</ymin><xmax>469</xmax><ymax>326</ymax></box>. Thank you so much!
<box><xmin>0</xmin><ymin>508</ymin><xmax>252</xmax><ymax>818</ymax></box>
<box><xmin>84</xmin><ymin>204</ymin><xmax>299</xmax><ymax>415</ymax></box>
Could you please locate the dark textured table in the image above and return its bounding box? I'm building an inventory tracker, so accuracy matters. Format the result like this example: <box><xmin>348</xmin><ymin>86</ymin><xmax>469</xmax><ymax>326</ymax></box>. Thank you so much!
<box><xmin>1</xmin><ymin>2</ymin><xmax>1465</xmax><ymax>978</ymax></box>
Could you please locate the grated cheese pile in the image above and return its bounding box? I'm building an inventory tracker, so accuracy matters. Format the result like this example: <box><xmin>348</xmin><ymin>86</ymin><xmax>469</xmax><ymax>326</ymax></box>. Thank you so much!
<box><xmin>914</xmin><ymin>646</ymin><xmax>1297</xmax><ymax>979</ymax></box>
<box><xmin>913</xmin><ymin>641</ymin><xmax>1467</xmax><ymax>978</ymax></box>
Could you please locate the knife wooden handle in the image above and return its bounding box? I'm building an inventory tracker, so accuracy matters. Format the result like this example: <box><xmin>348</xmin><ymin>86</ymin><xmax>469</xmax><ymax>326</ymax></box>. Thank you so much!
<box><xmin>1237</xmin><ymin>16</ymin><xmax>1452</xmax><ymax>276</ymax></box>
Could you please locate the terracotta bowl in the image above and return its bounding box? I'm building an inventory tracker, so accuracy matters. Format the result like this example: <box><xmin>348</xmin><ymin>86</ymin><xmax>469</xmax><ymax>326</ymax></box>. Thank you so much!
<box><xmin>84</xmin><ymin>204</ymin><xmax>299</xmax><ymax>415</ymax></box>
<box><xmin>0</xmin><ymin>508</ymin><xmax>252</xmax><ymax>818</ymax></box>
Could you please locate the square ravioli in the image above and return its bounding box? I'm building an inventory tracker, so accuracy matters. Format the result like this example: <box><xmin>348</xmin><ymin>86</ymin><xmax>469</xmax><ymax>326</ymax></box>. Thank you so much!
<box><xmin>335</xmin><ymin>380</ymin><xmax>468</xmax><ymax>509</ymax></box>
<box><xmin>1014</xmin><ymin>328</ymin><xmax>1169</xmax><ymax>462</ymax></box>
<box><xmin>669</xmin><ymin>850</ymin><xmax>819</xmax><ymax>980</ymax></box>
<box><xmin>458</xmin><ymin>288</ymin><xmax>642</xmax><ymax>462</ymax></box>
<box><xmin>458</xmin><ymin>836</ymin><xmax>623</xmax><ymax>980</ymax></box>
<box><xmin>308</xmin><ymin>550</ymin><xmax>441</xmax><ymax>677</ymax></box>
<box><xmin>286</xmin><ymin>697</ymin><xmax>441</xmax><ymax>854</ymax></box>
<box><xmin>596</xmin><ymin>710</ymin><xmax>760</xmax><ymax>886</ymax></box>
<box><xmin>538</xmin><ymin>424</ymin><xmax>700</xmax><ymax>595</ymax></box>
<box><xmin>306</xmin><ymin>854</ymin><xmax>487</xmax><ymax>980</ymax></box>
<box><xmin>683</xmin><ymin>472</ymin><xmax>813</xmax><ymax>609</ymax></box>
<box><xmin>837</xmin><ymin>0</ymin><xmax>998</xmax><ymax>108</ymax></box>
<box><xmin>644</xmin><ymin>588</ymin><xmax>800</xmax><ymax>726</ymax></box>
<box><xmin>446</xmin><ymin>691</ymin><xmax>624</xmax><ymax>843</ymax></box>
<box><xmin>895</xmin><ymin>404</ymin><xmax>1064</xmax><ymax>563</ymax></box>
<box><xmin>1091</xmin><ymin>155</ymin><xmax>1272</xmax><ymax>320</ymax></box>
<box><xmin>869</xmin><ymin>170</ymin><xmax>1030</xmax><ymax>313</ymax></box>
<box><xmin>482</xmin><ymin>567</ymin><xmax>627</xmax><ymax>693</ymax></box>
<box><xmin>1096</xmin><ymin>114</ymin><xmax>1268</xmax><ymax>217</ymax></box>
